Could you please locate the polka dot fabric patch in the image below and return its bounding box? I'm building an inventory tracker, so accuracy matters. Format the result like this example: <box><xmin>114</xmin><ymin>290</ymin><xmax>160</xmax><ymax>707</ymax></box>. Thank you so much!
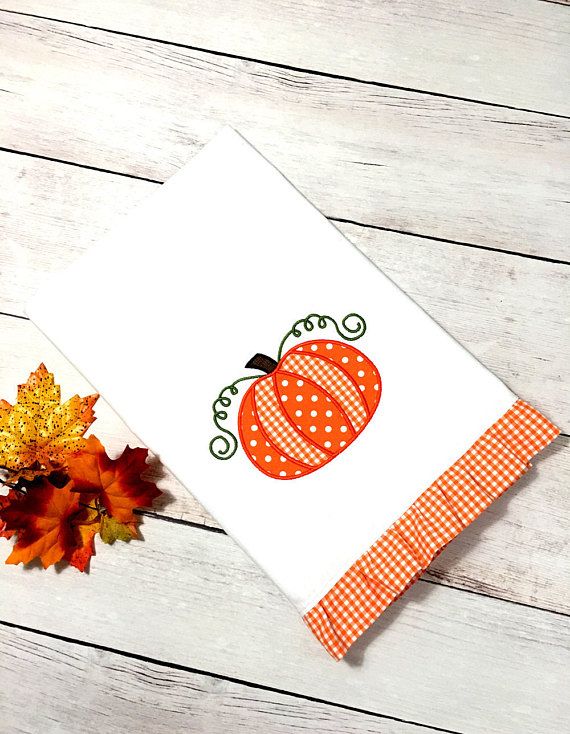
<box><xmin>287</xmin><ymin>340</ymin><xmax>380</xmax><ymax>416</ymax></box>
<box><xmin>275</xmin><ymin>372</ymin><xmax>353</xmax><ymax>455</ymax></box>
<box><xmin>237</xmin><ymin>339</ymin><xmax>381</xmax><ymax>480</ymax></box>
<box><xmin>239</xmin><ymin>389</ymin><xmax>307</xmax><ymax>478</ymax></box>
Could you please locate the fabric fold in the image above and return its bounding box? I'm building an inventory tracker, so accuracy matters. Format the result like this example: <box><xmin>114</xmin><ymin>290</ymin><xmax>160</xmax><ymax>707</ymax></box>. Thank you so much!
<box><xmin>303</xmin><ymin>399</ymin><xmax>559</xmax><ymax>660</ymax></box>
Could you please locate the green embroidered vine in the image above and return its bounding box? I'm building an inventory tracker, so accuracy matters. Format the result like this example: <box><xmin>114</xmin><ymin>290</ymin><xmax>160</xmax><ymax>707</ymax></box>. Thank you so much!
<box><xmin>209</xmin><ymin>376</ymin><xmax>259</xmax><ymax>460</ymax></box>
<box><xmin>277</xmin><ymin>312</ymin><xmax>366</xmax><ymax>359</ymax></box>
<box><xmin>209</xmin><ymin>312</ymin><xmax>367</xmax><ymax>460</ymax></box>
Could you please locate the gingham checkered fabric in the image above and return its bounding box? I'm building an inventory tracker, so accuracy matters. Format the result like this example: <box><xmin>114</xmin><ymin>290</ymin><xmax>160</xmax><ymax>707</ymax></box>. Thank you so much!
<box><xmin>282</xmin><ymin>353</ymin><xmax>368</xmax><ymax>430</ymax></box>
<box><xmin>254</xmin><ymin>378</ymin><xmax>328</xmax><ymax>465</ymax></box>
<box><xmin>303</xmin><ymin>399</ymin><xmax>559</xmax><ymax>660</ymax></box>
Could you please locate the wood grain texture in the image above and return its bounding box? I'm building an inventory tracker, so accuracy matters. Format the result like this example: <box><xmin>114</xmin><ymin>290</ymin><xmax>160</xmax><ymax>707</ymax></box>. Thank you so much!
<box><xmin>0</xmin><ymin>14</ymin><xmax>568</xmax><ymax>261</ymax></box>
<box><xmin>0</xmin><ymin>312</ymin><xmax>568</xmax><ymax>615</ymax></box>
<box><xmin>0</xmin><ymin>627</ymin><xmax>439</xmax><ymax>734</ymax></box>
<box><xmin>0</xmin><ymin>518</ymin><xmax>568</xmax><ymax>734</ymax></box>
<box><xmin>1</xmin><ymin>152</ymin><xmax>567</xmax><ymax>430</ymax></box>
<box><xmin>1</xmin><ymin>4</ymin><xmax>568</xmax><ymax>733</ymax></box>
<box><xmin>0</xmin><ymin>314</ymin><xmax>215</xmax><ymax>529</ymax></box>
<box><xmin>1</xmin><ymin>151</ymin><xmax>569</xmax><ymax>616</ymax></box>
<box><xmin>4</xmin><ymin>1</ymin><xmax>570</xmax><ymax>115</ymax></box>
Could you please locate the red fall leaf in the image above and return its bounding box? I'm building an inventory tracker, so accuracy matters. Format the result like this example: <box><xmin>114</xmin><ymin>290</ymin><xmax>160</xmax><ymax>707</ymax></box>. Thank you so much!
<box><xmin>0</xmin><ymin>478</ymin><xmax>97</xmax><ymax>569</ymax></box>
<box><xmin>0</xmin><ymin>490</ymin><xmax>20</xmax><ymax>539</ymax></box>
<box><xmin>67</xmin><ymin>435</ymin><xmax>161</xmax><ymax>523</ymax></box>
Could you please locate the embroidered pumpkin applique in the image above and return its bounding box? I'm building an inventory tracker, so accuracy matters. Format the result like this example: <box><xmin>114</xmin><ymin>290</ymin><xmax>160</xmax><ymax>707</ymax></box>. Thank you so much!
<box><xmin>210</xmin><ymin>313</ymin><xmax>381</xmax><ymax>480</ymax></box>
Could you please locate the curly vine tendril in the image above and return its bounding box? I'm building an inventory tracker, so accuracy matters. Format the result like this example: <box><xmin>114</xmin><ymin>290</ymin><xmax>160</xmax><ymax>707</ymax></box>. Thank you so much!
<box><xmin>277</xmin><ymin>312</ymin><xmax>366</xmax><ymax>360</ymax></box>
<box><xmin>210</xmin><ymin>312</ymin><xmax>367</xmax><ymax>461</ymax></box>
<box><xmin>209</xmin><ymin>376</ymin><xmax>259</xmax><ymax>460</ymax></box>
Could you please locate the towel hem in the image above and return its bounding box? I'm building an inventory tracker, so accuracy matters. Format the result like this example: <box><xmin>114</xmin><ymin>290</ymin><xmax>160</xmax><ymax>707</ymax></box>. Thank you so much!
<box><xmin>302</xmin><ymin>399</ymin><xmax>560</xmax><ymax>660</ymax></box>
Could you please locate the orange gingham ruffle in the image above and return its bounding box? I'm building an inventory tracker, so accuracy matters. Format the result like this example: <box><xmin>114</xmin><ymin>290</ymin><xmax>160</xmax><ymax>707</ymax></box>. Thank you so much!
<box><xmin>303</xmin><ymin>399</ymin><xmax>560</xmax><ymax>660</ymax></box>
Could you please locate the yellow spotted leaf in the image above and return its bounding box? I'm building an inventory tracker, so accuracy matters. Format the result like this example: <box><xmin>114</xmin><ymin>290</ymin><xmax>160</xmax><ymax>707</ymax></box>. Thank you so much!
<box><xmin>0</xmin><ymin>364</ymin><xmax>99</xmax><ymax>477</ymax></box>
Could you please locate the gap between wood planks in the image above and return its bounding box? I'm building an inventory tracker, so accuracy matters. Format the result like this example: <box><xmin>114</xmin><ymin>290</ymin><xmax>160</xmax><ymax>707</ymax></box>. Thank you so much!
<box><xmin>0</xmin><ymin>144</ymin><xmax>568</xmax><ymax>616</ymax></box>
<box><xmin>1</xmin><ymin>418</ymin><xmax>568</xmax><ymax>621</ymax></box>
<box><xmin>0</xmin><ymin>620</ymin><xmax>462</xmax><ymax>734</ymax></box>
<box><xmin>0</xmin><ymin>12</ymin><xmax>566</xmax><ymax>732</ymax></box>
<box><xmin>1</xmin><ymin>145</ymin><xmax>568</xmax><ymax>269</ymax></box>
<box><xmin>2</xmin><ymin>479</ymin><xmax>568</xmax><ymax>732</ymax></box>
<box><xmin>0</xmin><ymin>7</ymin><xmax>569</xmax><ymax>122</ymax></box>
<box><xmin>136</xmin><ymin>507</ymin><xmax>570</xmax><ymax>620</ymax></box>
<box><xmin>2</xmin><ymin>12</ymin><xmax>567</xmax><ymax>261</ymax></box>
<box><xmin>0</xmin><ymin>12</ymin><xmax>567</xmax><ymax>649</ymax></box>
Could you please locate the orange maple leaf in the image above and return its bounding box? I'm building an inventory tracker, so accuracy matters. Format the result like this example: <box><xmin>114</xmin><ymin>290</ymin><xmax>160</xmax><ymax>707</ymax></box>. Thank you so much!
<box><xmin>67</xmin><ymin>435</ymin><xmax>161</xmax><ymax>523</ymax></box>
<box><xmin>67</xmin><ymin>506</ymin><xmax>100</xmax><ymax>572</ymax></box>
<box><xmin>0</xmin><ymin>364</ymin><xmax>99</xmax><ymax>479</ymax></box>
<box><xmin>0</xmin><ymin>478</ymin><xmax>97</xmax><ymax>569</ymax></box>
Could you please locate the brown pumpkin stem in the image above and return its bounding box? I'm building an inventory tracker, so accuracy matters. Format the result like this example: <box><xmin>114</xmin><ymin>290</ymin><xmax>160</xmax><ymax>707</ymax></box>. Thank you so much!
<box><xmin>245</xmin><ymin>353</ymin><xmax>278</xmax><ymax>374</ymax></box>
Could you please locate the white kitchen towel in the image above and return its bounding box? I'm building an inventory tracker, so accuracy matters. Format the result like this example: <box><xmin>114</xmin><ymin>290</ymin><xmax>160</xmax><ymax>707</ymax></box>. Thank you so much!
<box><xmin>25</xmin><ymin>127</ymin><xmax>559</xmax><ymax>659</ymax></box>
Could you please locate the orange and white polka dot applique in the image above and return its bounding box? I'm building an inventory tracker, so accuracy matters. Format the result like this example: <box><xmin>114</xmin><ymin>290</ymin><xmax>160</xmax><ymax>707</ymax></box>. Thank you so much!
<box><xmin>209</xmin><ymin>313</ymin><xmax>381</xmax><ymax>480</ymax></box>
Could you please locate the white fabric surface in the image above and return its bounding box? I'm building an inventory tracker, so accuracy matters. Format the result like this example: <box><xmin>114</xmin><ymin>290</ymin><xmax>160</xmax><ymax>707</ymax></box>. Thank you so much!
<box><xmin>25</xmin><ymin>128</ymin><xmax>516</xmax><ymax>612</ymax></box>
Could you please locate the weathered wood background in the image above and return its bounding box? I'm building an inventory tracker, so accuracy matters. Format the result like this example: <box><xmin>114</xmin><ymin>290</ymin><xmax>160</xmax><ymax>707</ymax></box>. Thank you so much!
<box><xmin>0</xmin><ymin>3</ymin><xmax>568</xmax><ymax>733</ymax></box>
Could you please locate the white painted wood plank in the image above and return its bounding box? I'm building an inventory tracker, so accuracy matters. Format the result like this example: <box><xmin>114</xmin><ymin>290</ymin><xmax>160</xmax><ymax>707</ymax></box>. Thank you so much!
<box><xmin>0</xmin><ymin>315</ymin><xmax>214</xmax><ymax>528</ymax></box>
<box><xmin>1</xmin><ymin>312</ymin><xmax>568</xmax><ymax>615</ymax></box>
<box><xmin>0</xmin><ymin>519</ymin><xmax>568</xmax><ymax>734</ymax></box>
<box><xmin>0</xmin><ymin>627</ymin><xmax>437</xmax><ymax>734</ymax></box>
<box><xmin>1</xmin><ymin>152</ymin><xmax>569</xmax><ymax>615</ymax></box>
<box><xmin>427</xmin><ymin>435</ymin><xmax>570</xmax><ymax>611</ymax></box>
<box><xmin>1</xmin><ymin>152</ymin><xmax>567</xmax><ymax>430</ymax></box>
<box><xmin>5</xmin><ymin>1</ymin><xmax>570</xmax><ymax>115</ymax></box>
<box><xmin>0</xmin><ymin>14</ymin><xmax>568</xmax><ymax>261</ymax></box>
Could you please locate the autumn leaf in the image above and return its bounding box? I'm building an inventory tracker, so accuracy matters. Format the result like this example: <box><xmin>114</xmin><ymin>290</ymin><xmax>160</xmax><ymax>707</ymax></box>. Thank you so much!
<box><xmin>0</xmin><ymin>490</ymin><xmax>20</xmax><ymax>539</ymax></box>
<box><xmin>0</xmin><ymin>477</ymin><xmax>97</xmax><ymax>569</ymax></box>
<box><xmin>99</xmin><ymin>515</ymin><xmax>138</xmax><ymax>544</ymax></box>
<box><xmin>67</xmin><ymin>506</ymin><xmax>100</xmax><ymax>572</ymax></box>
<box><xmin>0</xmin><ymin>364</ymin><xmax>99</xmax><ymax>478</ymax></box>
<box><xmin>67</xmin><ymin>435</ymin><xmax>161</xmax><ymax>523</ymax></box>
<box><xmin>0</xmin><ymin>366</ymin><xmax>165</xmax><ymax>572</ymax></box>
